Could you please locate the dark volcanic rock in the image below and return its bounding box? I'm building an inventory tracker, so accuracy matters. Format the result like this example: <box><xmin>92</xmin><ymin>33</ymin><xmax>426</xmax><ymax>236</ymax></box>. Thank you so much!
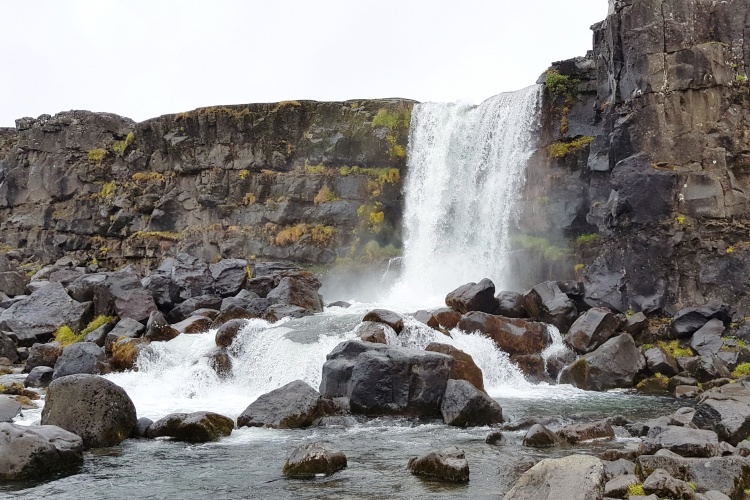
<box><xmin>440</xmin><ymin>379</ymin><xmax>503</xmax><ymax>427</ymax></box>
<box><xmin>643</xmin><ymin>468</ymin><xmax>695</xmax><ymax>499</ymax></box>
<box><xmin>644</xmin><ymin>347</ymin><xmax>679</xmax><ymax>377</ymax></box>
<box><xmin>693</xmin><ymin>381</ymin><xmax>750</xmax><ymax>445</ymax></box>
<box><xmin>215</xmin><ymin>319</ymin><xmax>247</xmax><ymax>349</ymax></box>
<box><xmin>25</xmin><ymin>366</ymin><xmax>54</xmax><ymax>388</ymax></box>
<box><xmin>432</xmin><ymin>308</ymin><xmax>462</xmax><ymax>330</ymax></box>
<box><xmin>52</xmin><ymin>342</ymin><xmax>107</xmax><ymax>379</ymax></box>
<box><xmin>407</xmin><ymin>447</ymin><xmax>469</xmax><ymax>483</ymax></box>
<box><xmin>670</xmin><ymin>306</ymin><xmax>732</xmax><ymax>339</ymax></box>
<box><xmin>171</xmin><ymin>315</ymin><xmax>212</xmax><ymax>334</ymax></box>
<box><xmin>522</xmin><ymin>281</ymin><xmax>578</xmax><ymax>332</ymax></box>
<box><xmin>414</xmin><ymin>309</ymin><xmax>440</xmax><ymax>329</ymax></box>
<box><xmin>558</xmin><ymin>333</ymin><xmax>645</xmax><ymax>391</ymax></box>
<box><xmin>144</xmin><ymin>311</ymin><xmax>179</xmax><ymax>342</ymax></box>
<box><xmin>205</xmin><ymin>347</ymin><xmax>232</xmax><ymax>378</ymax></box>
<box><xmin>67</xmin><ymin>271</ymin><xmax>157</xmax><ymax>323</ymax></box>
<box><xmin>0</xmin><ymin>332</ymin><xmax>19</xmax><ymax>364</ymax></box>
<box><xmin>170</xmin><ymin>254</ymin><xmax>214</xmax><ymax>300</ymax></box>
<box><xmin>41</xmin><ymin>374</ymin><xmax>137</xmax><ymax>448</ymax></box>
<box><xmin>266</xmin><ymin>276</ymin><xmax>323</xmax><ymax>313</ymax></box>
<box><xmin>425</xmin><ymin>342</ymin><xmax>485</xmax><ymax>392</ymax></box>
<box><xmin>690</xmin><ymin>318</ymin><xmax>725</xmax><ymax>357</ymax></box>
<box><xmin>357</xmin><ymin>321</ymin><xmax>390</xmax><ymax>344</ymax></box>
<box><xmin>167</xmin><ymin>295</ymin><xmax>222</xmax><ymax>323</ymax></box>
<box><xmin>361</xmin><ymin>309</ymin><xmax>404</xmax><ymax>334</ymax></box>
<box><xmin>237</xmin><ymin>380</ymin><xmax>322</xmax><ymax>429</ymax></box>
<box><xmin>495</xmin><ymin>291</ymin><xmax>526</xmax><ymax>318</ymax></box>
<box><xmin>564</xmin><ymin>307</ymin><xmax>619</xmax><ymax>354</ymax></box>
<box><xmin>523</xmin><ymin>424</ymin><xmax>558</xmax><ymax>448</ymax></box>
<box><xmin>283</xmin><ymin>442</ymin><xmax>347</xmax><ymax>478</ymax></box>
<box><xmin>639</xmin><ymin>426</ymin><xmax>719</xmax><ymax>457</ymax></box>
<box><xmin>146</xmin><ymin>411</ymin><xmax>234</xmax><ymax>442</ymax></box>
<box><xmin>445</xmin><ymin>279</ymin><xmax>497</xmax><ymax>314</ymax></box>
<box><xmin>0</xmin><ymin>423</ymin><xmax>84</xmax><ymax>480</ymax></box>
<box><xmin>0</xmin><ymin>397</ymin><xmax>21</xmax><ymax>422</ymax></box>
<box><xmin>209</xmin><ymin>259</ymin><xmax>248</xmax><ymax>298</ymax></box>
<box><xmin>24</xmin><ymin>342</ymin><xmax>63</xmax><ymax>372</ymax></box>
<box><xmin>457</xmin><ymin>311</ymin><xmax>550</xmax><ymax>356</ymax></box>
<box><xmin>141</xmin><ymin>274</ymin><xmax>179</xmax><ymax>312</ymax></box>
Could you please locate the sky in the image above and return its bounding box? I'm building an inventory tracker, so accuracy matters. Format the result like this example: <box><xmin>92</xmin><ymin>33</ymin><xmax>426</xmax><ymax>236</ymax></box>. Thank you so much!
<box><xmin>0</xmin><ymin>1</ymin><xmax>608</xmax><ymax>127</ymax></box>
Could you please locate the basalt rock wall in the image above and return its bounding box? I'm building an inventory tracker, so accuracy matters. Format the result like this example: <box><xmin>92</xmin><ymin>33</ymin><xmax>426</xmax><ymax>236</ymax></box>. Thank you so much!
<box><xmin>0</xmin><ymin>100</ymin><xmax>414</xmax><ymax>271</ymax></box>
<box><xmin>519</xmin><ymin>0</ymin><xmax>750</xmax><ymax>316</ymax></box>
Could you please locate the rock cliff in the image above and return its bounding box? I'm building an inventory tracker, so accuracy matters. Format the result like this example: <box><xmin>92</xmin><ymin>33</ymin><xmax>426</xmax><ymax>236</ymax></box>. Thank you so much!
<box><xmin>0</xmin><ymin>100</ymin><xmax>414</xmax><ymax>271</ymax></box>
<box><xmin>520</xmin><ymin>0</ymin><xmax>750</xmax><ymax>315</ymax></box>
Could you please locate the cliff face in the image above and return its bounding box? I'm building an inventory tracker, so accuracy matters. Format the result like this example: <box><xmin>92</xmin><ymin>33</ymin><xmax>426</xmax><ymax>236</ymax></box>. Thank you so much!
<box><xmin>0</xmin><ymin>100</ymin><xmax>414</xmax><ymax>270</ymax></box>
<box><xmin>523</xmin><ymin>0</ymin><xmax>750</xmax><ymax>315</ymax></box>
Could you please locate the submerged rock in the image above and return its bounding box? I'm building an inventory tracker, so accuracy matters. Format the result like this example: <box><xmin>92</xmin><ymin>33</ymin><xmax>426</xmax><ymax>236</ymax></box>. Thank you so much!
<box><xmin>361</xmin><ymin>309</ymin><xmax>404</xmax><ymax>333</ymax></box>
<box><xmin>0</xmin><ymin>423</ymin><xmax>84</xmax><ymax>480</ymax></box>
<box><xmin>457</xmin><ymin>311</ymin><xmax>550</xmax><ymax>356</ymax></box>
<box><xmin>237</xmin><ymin>380</ymin><xmax>322</xmax><ymax>429</ymax></box>
<box><xmin>146</xmin><ymin>411</ymin><xmax>234</xmax><ymax>442</ymax></box>
<box><xmin>556</xmin><ymin>420</ymin><xmax>614</xmax><ymax>444</ymax></box>
<box><xmin>522</xmin><ymin>424</ymin><xmax>558</xmax><ymax>448</ymax></box>
<box><xmin>425</xmin><ymin>342</ymin><xmax>484</xmax><ymax>392</ymax></box>
<box><xmin>407</xmin><ymin>446</ymin><xmax>469</xmax><ymax>483</ymax></box>
<box><xmin>440</xmin><ymin>379</ymin><xmax>503</xmax><ymax>427</ymax></box>
<box><xmin>283</xmin><ymin>442</ymin><xmax>347</xmax><ymax>478</ymax></box>
<box><xmin>503</xmin><ymin>454</ymin><xmax>606</xmax><ymax>500</ymax></box>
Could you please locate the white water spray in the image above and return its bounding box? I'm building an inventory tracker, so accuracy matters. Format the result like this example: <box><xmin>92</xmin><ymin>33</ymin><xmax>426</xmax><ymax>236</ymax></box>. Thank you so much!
<box><xmin>391</xmin><ymin>86</ymin><xmax>541</xmax><ymax>306</ymax></box>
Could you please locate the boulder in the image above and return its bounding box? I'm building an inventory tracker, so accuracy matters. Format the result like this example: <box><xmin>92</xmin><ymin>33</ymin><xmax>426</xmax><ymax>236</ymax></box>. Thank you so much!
<box><xmin>170</xmin><ymin>253</ymin><xmax>214</xmax><ymax>300</ymax></box>
<box><xmin>414</xmin><ymin>310</ymin><xmax>440</xmax><ymax>329</ymax></box>
<box><xmin>690</xmin><ymin>319</ymin><xmax>725</xmax><ymax>357</ymax></box>
<box><xmin>556</xmin><ymin>420</ymin><xmax>615</xmax><ymax>444</ymax></box>
<box><xmin>209</xmin><ymin>259</ymin><xmax>248</xmax><ymax>298</ymax></box>
<box><xmin>357</xmin><ymin>321</ymin><xmax>390</xmax><ymax>344</ymax></box>
<box><xmin>644</xmin><ymin>347</ymin><xmax>679</xmax><ymax>376</ymax></box>
<box><xmin>564</xmin><ymin>307</ymin><xmax>619</xmax><ymax>354</ymax></box>
<box><xmin>68</xmin><ymin>271</ymin><xmax>157</xmax><ymax>323</ymax></box>
<box><xmin>146</xmin><ymin>411</ymin><xmax>234</xmax><ymax>442</ymax></box>
<box><xmin>425</xmin><ymin>342</ymin><xmax>484</xmax><ymax>392</ymax></box>
<box><xmin>41</xmin><ymin>374</ymin><xmax>137</xmax><ymax>448</ymax></box>
<box><xmin>623</xmin><ymin>311</ymin><xmax>648</xmax><ymax>335</ymax></box>
<box><xmin>320</xmin><ymin>340</ymin><xmax>383</xmax><ymax>398</ymax></box>
<box><xmin>144</xmin><ymin>311</ymin><xmax>179</xmax><ymax>342</ymax></box>
<box><xmin>264</xmin><ymin>304</ymin><xmax>312</xmax><ymax>322</ymax></box>
<box><xmin>0</xmin><ymin>332</ymin><xmax>18</xmax><ymax>364</ymax></box>
<box><xmin>245</xmin><ymin>276</ymin><xmax>278</xmax><ymax>298</ymax></box>
<box><xmin>0</xmin><ymin>423</ymin><xmax>83</xmax><ymax>480</ymax></box>
<box><xmin>603</xmin><ymin>457</ymin><xmax>636</xmax><ymax>479</ymax></box>
<box><xmin>237</xmin><ymin>380</ymin><xmax>322</xmax><ymax>429</ymax></box>
<box><xmin>671</xmin><ymin>305</ymin><xmax>732</xmax><ymax>339</ymax></box>
<box><xmin>282</xmin><ymin>442</ymin><xmax>347</xmax><ymax>478</ymax></box>
<box><xmin>52</xmin><ymin>342</ymin><xmax>107</xmax><ymax>379</ymax></box>
<box><xmin>23</xmin><ymin>342</ymin><xmax>63</xmax><ymax>372</ymax></box>
<box><xmin>25</xmin><ymin>366</ymin><xmax>54</xmax><ymax>388</ymax></box>
<box><xmin>511</xmin><ymin>353</ymin><xmax>548</xmax><ymax>382</ymax></box>
<box><xmin>205</xmin><ymin>347</ymin><xmax>232</xmax><ymax>378</ymax></box>
<box><xmin>0</xmin><ymin>396</ymin><xmax>21</xmax><ymax>422</ymax></box>
<box><xmin>361</xmin><ymin>309</ymin><xmax>404</xmax><ymax>334</ymax></box>
<box><xmin>141</xmin><ymin>273</ymin><xmax>179</xmax><ymax>311</ymax></box>
<box><xmin>132</xmin><ymin>417</ymin><xmax>153</xmax><ymax>439</ymax></box>
<box><xmin>0</xmin><ymin>282</ymin><xmax>91</xmax><ymax>346</ymax></box>
<box><xmin>485</xmin><ymin>430</ymin><xmax>505</xmax><ymax>444</ymax></box>
<box><xmin>211</xmin><ymin>304</ymin><xmax>264</xmax><ymax>328</ymax></box>
<box><xmin>457</xmin><ymin>311</ymin><xmax>550</xmax><ymax>355</ymax></box>
<box><xmin>522</xmin><ymin>424</ymin><xmax>558</xmax><ymax>448</ymax></box>
<box><xmin>432</xmin><ymin>308</ymin><xmax>462</xmax><ymax>330</ymax></box>
<box><xmin>110</xmin><ymin>338</ymin><xmax>150</xmax><ymax>371</ymax></box>
<box><xmin>266</xmin><ymin>276</ymin><xmax>323</xmax><ymax>313</ymax></box>
<box><xmin>639</xmin><ymin>426</ymin><xmax>719</xmax><ymax>457</ymax></box>
<box><xmin>0</xmin><ymin>271</ymin><xmax>29</xmax><ymax>297</ymax></box>
<box><xmin>440</xmin><ymin>379</ymin><xmax>503</xmax><ymax>427</ymax></box>
<box><xmin>690</xmin><ymin>354</ymin><xmax>732</xmax><ymax>383</ymax></box>
<box><xmin>604</xmin><ymin>475</ymin><xmax>639</xmax><ymax>498</ymax></box>
<box><xmin>522</xmin><ymin>281</ymin><xmax>578</xmax><ymax>332</ymax></box>
<box><xmin>407</xmin><ymin>446</ymin><xmax>469</xmax><ymax>483</ymax></box>
<box><xmin>643</xmin><ymin>468</ymin><xmax>695</xmax><ymax>499</ymax></box>
<box><xmin>445</xmin><ymin>278</ymin><xmax>497</xmax><ymax>314</ymax></box>
<box><xmin>503</xmin><ymin>455</ymin><xmax>606</xmax><ymax>500</ymax></box>
<box><xmin>559</xmin><ymin>333</ymin><xmax>646</xmax><ymax>391</ymax></box>
<box><xmin>171</xmin><ymin>315</ymin><xmax>212</xmax><ymax>334</ymax></box>
<box><xmin>167</xmin><ymin>295</ymin><xmax>222</xmax><ymax>323</ymax></box>
<box><xmin>215</xmin><ymin>319</ymin><xmax>247</xmax><ymax>349</ymax></box>
<box><xmin>104</xmin><ymin>318</ymin><xmax>146</xmax><ymax>352</ymax></box>
<box><xmin>495</xmin><ymin>291</ymin><xmax>526</xmax><ymax>318</ymax></box>
<box><xmin>693</xmin><ymin>381</ymin><xmax>750</xmax><ymax>445</ymax></box>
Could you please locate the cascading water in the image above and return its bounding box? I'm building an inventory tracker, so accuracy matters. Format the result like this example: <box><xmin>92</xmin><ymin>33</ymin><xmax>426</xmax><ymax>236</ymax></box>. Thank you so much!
<box><xmin>391</xmin><ymin>85</ymin><xmax>541</xmax><ymax>306</ymax></box>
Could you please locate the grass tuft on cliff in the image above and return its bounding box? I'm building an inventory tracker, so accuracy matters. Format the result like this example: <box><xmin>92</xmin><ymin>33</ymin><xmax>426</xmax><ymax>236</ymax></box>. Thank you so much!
<box><xmin>548</xmin><ymin>136</ymin><xmax>594</xmax><ymax>159</ymax></box>
<box><xmin>545</xmin><ymin>70</ymin><xmax>579</xmax><ymax>98</ymax></box>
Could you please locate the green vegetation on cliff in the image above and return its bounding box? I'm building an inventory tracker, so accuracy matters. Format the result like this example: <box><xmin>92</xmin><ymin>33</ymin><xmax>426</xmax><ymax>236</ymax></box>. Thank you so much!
<box><xmin>545</xmin><ymin>70</ymin><xmax>579</xmax><ymax>98</ymax></box>
<box><xmin>548</xmin><ymin>136</ymin><xmax>594</xmax><ymax>159</ymax></box>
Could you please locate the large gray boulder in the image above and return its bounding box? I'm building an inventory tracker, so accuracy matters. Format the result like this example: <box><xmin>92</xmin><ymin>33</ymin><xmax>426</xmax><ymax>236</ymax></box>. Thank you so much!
<box><xmin>0</xmin><ymin>396</ymin><xmax>21</xmax><ymax>422</ymax></box>
<box><xmin>639</xmin><ymin>425</ymin><xmax>720</xmax><ymax>457</ymax></box>
<box><xmin>522</xmin><ymin>281</ymin><xmax>578</xmax><ymax>332</ymax></box>
<box><xmin>141</xmin><ymin>273</ymin><xmax>179</xmax><ymax>311</ymax></box>
<box><xmin>457</xmin><ymin>311</ymin><xmax>550</xmax><ymax>356</ymax></box>
<box><xmin>23</xmin><ymin>342</ymin><xmax>63</xmax><ymax>373</ymax></box>
<box><xmin>559</xmin><ymin>333</ymin><xmax>646</xmax><ymax>391</ymax></box>
<box><xmin>670</xmin><ymin>306</ymin><xmax>732</xmax><ymax>339</ymax></box>
<box><xmin>0</xmin><ymin>282</ymin><xmax>91</xmax><ymax>346</ymax></box>
<box><xmin>209</xmin><ymin>258</ymin><xmax>248</xmax><ymax>298</ymax></box>
<box><xmin>693</xmin><ymin>380</ymin><xmax>750</xmax><ymax>445</ymax></box>
<box><xmin>643</xmin><ymin>468</ymin><xmax>696</xmax><ymax>499</ymax></box>
<box><xmin>503</xmin><ymin>454</ymin><xmax>606</xmax><ymax>500</ymax></box>
<box><xmin>169</xmin><ymin>253</ymin><xmax>214</xmax><ymax>300</ymax></box>
<box><xmin>445</xmin><ymin>278</ymin><xmax>497</xmax><ymax>314</ymax></box>
<box><xmin>644</xmin><ymin>346</ymin><xmax>679</xmax><ymax>377</ymax></box>
<box><xmin>0</xmin><ymin>332</ymin><xmax>18</xmax><ymax>364</ymax></box>
<box><xmin>425</xmin><ymin>343</ymin><xmax>485</xmax><ymax>392</ymax></box>
<box><xmin>41</xmin><ymin>374</ymin><xmax>137</xmax><ymax>448</ymax></box>
<box><xmin>146</xmin><ymin>411</ymin><xmax>234</xmax><ymax>442</ymax></box>
<box><xmin>237</xmin><ymin>380</ymin><xmax>322</xmax><ymax>429</ymax></box>
<box><xmin>407</xmin><ymin>446</ymin><xmax>469</xmax><ymax>483</ymax></box>
<box><xmin>266</xmin><ymin>276</ymin><xmax>323</xmax><ymax>313</ymax></box>
<box><xmin>564</xmin><ymin>307</ymin><xmax>619</xmax><ymax>354</ymax></box>
<box><xmin>67</xmin><ymin>271</ymin><xmax>157</xmax><ymax>323</ymax></box>
<box><xmin>362</xmin><ymin>309</ymin><xmax>404</xmax><ymax>333</ymax></box>
<box><xmin>556</xmin><ymin>420</ymin><xmax>615</xmax><ymax>444</ymax></box>
<box><xmin>25</xmin><ymin>366</ymin><xmax>54</xmax><ymax>388</ymax></box>
<box><xmin>522</xmin><ymin>424</ymin><xmax>558</xmax><ymax>448</ymax></box>
<box><xmin>52</xmin><ymin>342</ymin><xmax>107</xmax><ymax>379</ymax></box>
<box><xmin>0</xmin><ymin>423</ymin><xmax>83</xmax><ymax>480</ymax></box>
<box><xmin>690</xmin><ymin>319</ymin><xmax>725</xmax><ymax>357</ymax></box>
<box><xmin>283</xmin><ymin>442</ymin><xmax>347</xmax><ymax>478</ymax></box>
<box><xmin>440</xmin><ymin>379</ymin><xmax>503</xmax><ymax>427</ymax></box>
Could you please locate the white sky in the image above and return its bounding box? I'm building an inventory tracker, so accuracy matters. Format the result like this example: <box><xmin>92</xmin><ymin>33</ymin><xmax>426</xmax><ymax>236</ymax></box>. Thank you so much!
<box><xmin>0</xmin><ymin>1</ymin><xmax>608</xmax><ymax>127</ymax></box>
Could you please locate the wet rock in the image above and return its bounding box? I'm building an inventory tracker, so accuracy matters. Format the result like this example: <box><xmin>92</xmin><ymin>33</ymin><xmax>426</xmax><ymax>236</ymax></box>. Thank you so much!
<box><xmin>639</xmin><ymin>426</ymin><xmax>719</xmax><ymax>457</ymax></box>
<box><xmin>604</xmin><ymin>474</ymin><xmax>639</xmax><ymax>498</ymax></box>
<box><xmin>104</xmin><ymin>318</ymin><xmax>146</xmax><ymax>352</ymax></box>
<box><xmin>167</xmin><ymin>295</ymin><xmax>222</xmax><ymax>323</ymax></box>
<box><xmin>623</xmin><ymin>311</ymin><xmax>648</xmax><ymax>335</ymax></box>
<box><xmin>0</xmin><ymin>396</ymin><xmax>21</xmax><ymax>422</ymax></box>
<box><xmin>485</xmin><ymin>430</ymin><xmax>505</xmax><ymax>445</ymax></box>
<box><xmin>25</xmin><ymin>366</ymin><xmax>54</xmax><ymax>388</ymax></box>
<box><xmin>264</xmin><ymin>304</ymin><xmax>312</xmax><ymax>322</ymax></box>
<box><xmin>559</xmin><ymin>333</ymin><xmax>646</xmax><ymax>391</ymax></box>
<box><xmin>0</xmin><ymin>423</ymin><xmax>84</xmax><ymax>480</ymax></box>
<box><xmin>690</xmin><ymin>319</ymin><xmax>725</xmax><ymax>357</ymax></box>
<box><xmin>565</xmin><ymin>307</ymin><xmax>619</xmax><ymax>354</ymax></box>
<box><xmin>361</xmin><ymin>309</ymin><xmax>404</xmax><ymax>334</ymax></box>
<box><xmin>425</xmin><ymin>343</ymin><xmax>484</xmax><ymax>392</ymax></box>
<box><xmin>41</xmin><ymin>374</ymin><xmax>137</xmax><ymax>448</ymax></box>
<box><xmin>144</xmin><ymin>311</ymin><xmax>179</xmax><ymax>342</ymax></box>
<box><xmin>445</xmin><ymin>278</ymin><xmax>497</xmax><ymax>314</ymax></box>
<box><xmin>644</xmin><ymin>347</ymin><xmax>679</xmax><ymax>377</ymax></box>
<box><xmin>522</xmin><ymin>281</ymin><xmax>578</xmax><ymax>332</ymax></box>
<box><xmin>215</xmin><ymin>319</ymin><xmax>247</xmax><ymax>349</ymax></box>
<box><xmin>0</xmin><ymin>282</ymin><xmax>91</xmax><ymax>346</ymax></box>
<box><xmin>457</xmin><ymin>311</ymin><xmax>550</xmax><ymax>355</ymax></box>
<box><xmin>599</xmin><ymin>445</ymin><xmax>639</xmax><ymax>462</ymax></box>
<box><xmin>636</xmin><ymin>374</ymin><xmax>670</xmax><ymax>393</ymax></box>
<box><xmin>146</xmin><ymin>411</ymin><xmax>234</xmax><ymax>442</ymax></box>
<box><xmin>171</xmin><ymin>315</ymin><xmax>212</xmax><ymax>334</ymax></box>
<box><xmin>691</xmin><ymin>355</ymin><xmax>732</xmax><ymax>383</ymax></box>
<box><xmin>327</xmin><ymin>301</ymin><xmax>351</xmax><ymax>308</ymax></box>
<box><xmin>495</xmin><ymin>291</ymin><xmax>526</xmax><ymax>318</ymax></box>
<box><xmin>237</xmin><ymin>380</ymin><xmax>322</xmax><ymax>429</ymax></box>
<box><xmin>211</xmin><ymin>304</ymin><xmax>263</xmax><ymax>328</ymax></box>
<box><xmin>556</xmin><ymin>419</ymin><xmax>615</xmax><ymax>444</ymax></box>
<box><xmin>414</xmin><ymin>309</ymin><xmax>440</xmax><ymax>329</ymax></box>
<box><xmin>670</xmin><ymin>306</ymin><xmax>732</xmax><ymax>339</ymax></box>
<box><xmin>676</xmin><ymin>385</ymin><xmax>702</xmax><ymax>398</ymax></box>
<box><xmin>693</xmin><ymin>381</ymin><xmax>750</xmax><ymax>445</ymax></box>
<box><xmin>141</xmin><ymin>273</ymin><xmax>179</xmax><ymax>312</ymax></box>
<box><xmin>523</xmin><ymin>424</ymin><xmax>558</xmax><ymax>448</ymax></box>
<box><xmin>245</xmin><ymin>276</ymin><xmax>277</xmax><ymax>298</ymax></box>
<box><xmin>320</xmin><ymin>340</ymin><xmax>382</xmax><ymax>398</ymax></box>
<box><xmin>407</xmin><ymin>446</ymin><xmax>469</xmax><ymax>483</ymax></box>
<box><xmin>511</xmin><ymin>353</ymin><xmax>549</xmax><ymax>383</ymax></box>
<box><xmin>209</xmin><ymin>259</ymin><xmax>248</xmax><ymax>298</ymax></box>
<box><xmin>432</xmin><ymin>308</ymin><xmax>462</xmax><ymax>330</ymax></box>
<box><xmin>669</xmin><ymin>375</ymin><xmax>699</xmax><ymax>391</ymax></box>
<box><xmin>0</xmin><ymin>332</ymin><xmax>18</xmax><ymax>364</ymax></box>
<box><xmin>503</xmin><ymin>454</ymin><xmax>605</xmax><ymax>500</ymax></box>
<box><xmin>205</xmin><ymin>347</ymin><xmax>232</xmax><ymax>378</ymax></box>
<box><xmin>267</xmin><ymin>276</ymin><xmax>323</xmax><ymax>313</ymax></box>
<box><xmin>132</xmin><ymin>417</ymin><xmax>153</xmax><ymax>438</ymax></box>
<box><xmin>110</xmin><ymin>338</ymin><xmax>150</xmax><ymax>371</ymax></box>
<box><xmin>643</xmin><ymin>468</ymin><xmax>695</xmax><ymax>499</ymax></box>
<box><xmin>283</xmin><ymin>442</ymin><xmax>347</xmax><ymax>478</ymax></box>
<box><xmin>440</xmin><ymin>379</ymin><xmax>503</xmax><ymax>427</ymax></box>
<box><xmin>357</xmin><ymin>321</ymin><xmax>390</xmax><ymax>344</ymax></box>
<box><xmin>52</xmin><ymin>342</ymin><xmax>107</xmax><ymax>379</ymax></box>
<box><xmin>23</xmin><ymin>342</ymin><xmax>63</xmax><ymax>373</ymax></box>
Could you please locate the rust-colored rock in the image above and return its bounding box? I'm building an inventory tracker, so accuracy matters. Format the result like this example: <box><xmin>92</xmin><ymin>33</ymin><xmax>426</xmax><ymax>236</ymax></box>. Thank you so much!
<box><xmin>425</xmin><ymin>342</ymin><xmax>485</xmax><ymax>392</ymax></box>
<box><xmin>457</xmin><ymin>311</ymin><xmax>550</xmax><ymax>355</ymax></box>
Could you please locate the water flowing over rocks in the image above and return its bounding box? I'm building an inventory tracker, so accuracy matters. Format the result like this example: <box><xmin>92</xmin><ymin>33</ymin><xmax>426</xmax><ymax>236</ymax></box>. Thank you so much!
<box><xmin>424</xmin><ymin>342</ymin><xmax>485</xmax><ymax>392</ymax></box>
<box><xmin>146</xmin><ymin>411</ymin><xmax>234</xmax><ymax>442</ymax></box>
<box><xmin>457</xmin><ymin>312</ymin><xmax>550</xmax><ymax>356</ymax></box>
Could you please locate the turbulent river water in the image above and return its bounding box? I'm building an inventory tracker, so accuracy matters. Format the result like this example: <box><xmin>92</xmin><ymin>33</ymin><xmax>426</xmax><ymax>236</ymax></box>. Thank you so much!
<box><xmin>3</xmin><ymin>87</ymin><xmax>683</xmax><ymax>498</ymax></box>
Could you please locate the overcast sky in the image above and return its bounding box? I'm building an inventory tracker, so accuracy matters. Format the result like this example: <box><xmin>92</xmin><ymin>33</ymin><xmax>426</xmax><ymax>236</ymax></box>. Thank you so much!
<box><xmin>0</xmin><ymin>1</ymin><xmax>608</xmax><ymax>127</ymax></box>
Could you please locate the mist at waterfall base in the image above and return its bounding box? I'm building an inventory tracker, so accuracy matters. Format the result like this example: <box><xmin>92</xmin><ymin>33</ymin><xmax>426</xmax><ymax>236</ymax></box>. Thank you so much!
<box><xmin>5</xmin><ymin>89</ymin><xmax>682</xmax><ymax>499</ymax></box>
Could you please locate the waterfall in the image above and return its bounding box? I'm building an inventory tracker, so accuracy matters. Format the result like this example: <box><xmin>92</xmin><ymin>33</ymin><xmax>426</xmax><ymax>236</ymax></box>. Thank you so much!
<box><xmin>391</xmin><ymin>85</ymin><xmax>541</xmax><ymax>306</ymax></box>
